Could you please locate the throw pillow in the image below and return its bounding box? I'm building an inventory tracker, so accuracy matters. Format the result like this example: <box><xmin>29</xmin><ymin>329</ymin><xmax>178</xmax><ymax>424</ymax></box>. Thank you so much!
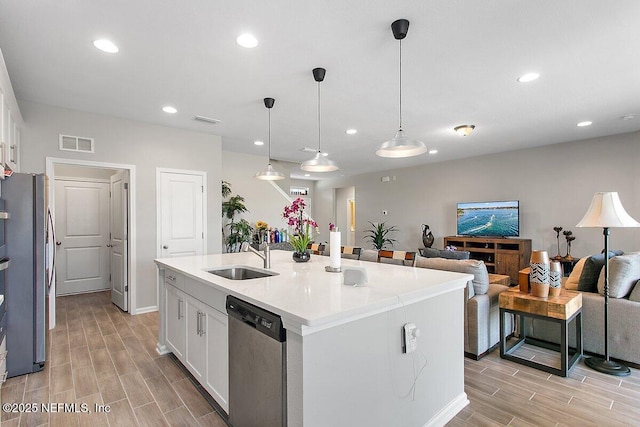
<box><xmin>596</xmin><ymin>252</ymin><xmax>640</xmax><ymax>298</ymax></box>
<box><xmin>577</xmin><ymin>250</ymin><xmax>623</xmax><ymax>293</ymax></box>
<box><xmin>564</xmin><ymin>257</ymin><xmax>587</xmax><ymax>290</ymax></box>
<box><xmin>629</xmin><ymin>280</ymin><xmax>640</xmax><ymax>302</ymax></box>
<box><xmin>419</xmin><ymin>247</ymin><xmax>471</xmax><ymax>260</ymax></box>
<box><xmin>414</xmin><ymin>255</ymin><xmax>489</xmax><ymax>296</ymax></box>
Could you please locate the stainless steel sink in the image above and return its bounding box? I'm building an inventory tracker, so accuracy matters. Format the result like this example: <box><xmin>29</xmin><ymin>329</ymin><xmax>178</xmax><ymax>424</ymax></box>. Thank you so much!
<box><xmin>207</xmin><ymin>266</ymin><xmax>278</xmax><ymax>280</ymax></box>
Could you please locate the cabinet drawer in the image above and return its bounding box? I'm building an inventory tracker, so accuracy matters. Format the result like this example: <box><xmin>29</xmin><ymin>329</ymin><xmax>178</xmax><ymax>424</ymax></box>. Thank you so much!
<box><xmin>164</xmin><ymin>270</ymin><xmax>184</xmax><ymax>291</ymax></box>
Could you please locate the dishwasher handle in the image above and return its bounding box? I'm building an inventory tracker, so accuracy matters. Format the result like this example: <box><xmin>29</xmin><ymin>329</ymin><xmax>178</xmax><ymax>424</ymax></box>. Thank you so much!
<box><xmin>226</xmin><ymin>295</ymin><xmax>286</xmax><ymax>342</ymax></box>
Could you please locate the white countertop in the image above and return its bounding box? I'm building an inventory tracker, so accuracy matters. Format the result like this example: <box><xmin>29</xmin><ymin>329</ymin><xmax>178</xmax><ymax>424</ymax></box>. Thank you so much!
<box><xmin>155</xmin><ymin>251</ymin><xmax>471</xmax><ymax>334</ymax></box>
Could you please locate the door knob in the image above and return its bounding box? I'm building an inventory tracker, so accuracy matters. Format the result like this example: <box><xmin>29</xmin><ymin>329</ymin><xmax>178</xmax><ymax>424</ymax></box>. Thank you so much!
<box><xmin>56</xmin><ymin>241</ymin><xmax>62</xmax><ymax>246</ymax></box>
<box><xmin>163</xmin><ymin>245</ymin><xmax>169</xmax><ymax>249</ymax></box>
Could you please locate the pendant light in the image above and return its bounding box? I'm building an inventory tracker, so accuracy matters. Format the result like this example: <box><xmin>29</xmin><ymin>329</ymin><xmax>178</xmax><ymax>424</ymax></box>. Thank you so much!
<box><xmin>376</xmin><ymin>19</ymin><xmax>428</xmax><ymax>158</ymax></box>
<box><xmin>255</xmin><ymin>97</ymin><xmax>285</xmax><ymax>180</ymax></box>
<box><xmin>301</xmin><ymin>67</ymin><xmax>339</xmax><ymax>172</ymax></box>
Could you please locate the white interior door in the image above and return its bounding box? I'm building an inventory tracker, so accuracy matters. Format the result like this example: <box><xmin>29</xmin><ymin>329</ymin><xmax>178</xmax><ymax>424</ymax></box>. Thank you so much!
<box><xmin>159</xmin><ymin>171</ymin><xmax>205</xmax><ymax>258</ymax></box>
<box><xmin>54</xmin><ymin>179</ymin><xmax>110</xmax><ymax>295</ymax></box>
<box><xmin>110</xmin><ymin>170</ymin><xmax>129</xmax><ymax>311</ymax></box>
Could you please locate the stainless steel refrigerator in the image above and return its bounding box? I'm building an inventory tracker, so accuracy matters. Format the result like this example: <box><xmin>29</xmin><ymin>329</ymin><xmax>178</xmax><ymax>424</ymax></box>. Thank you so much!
<box><xmin>2</xmin><ymin>172</ymin><xmax>46</xmax><ymax>377</ymax></box>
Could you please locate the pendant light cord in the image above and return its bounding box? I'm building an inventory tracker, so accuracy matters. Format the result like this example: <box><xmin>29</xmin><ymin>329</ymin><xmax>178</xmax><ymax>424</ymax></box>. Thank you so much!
<box><xmin>399</xmin><ymin>38</ymin><xmax>403</xmax><ymax>130</ymax></box>
<box><xmin>268</xmin><ymin>108</ymin><xmax>272</xmax><ymax>162</ymax></box>
<box><xmin>317</xmin><ymin>80</ymin><xmax>322</xmax><ymax>153</ymax></box>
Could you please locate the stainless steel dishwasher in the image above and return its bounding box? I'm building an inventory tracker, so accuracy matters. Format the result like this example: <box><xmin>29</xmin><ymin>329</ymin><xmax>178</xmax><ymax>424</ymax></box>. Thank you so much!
<box><xmin>226</xmin><ymin>295</ymin><xmax>287</xmax><ymax>427</ymax></box>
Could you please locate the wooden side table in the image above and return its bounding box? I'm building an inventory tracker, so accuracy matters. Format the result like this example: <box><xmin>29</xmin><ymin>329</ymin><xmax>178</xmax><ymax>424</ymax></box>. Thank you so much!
<box><xmin>499</xmin><ymin>288</ymin><xmax>582</xmax><ymax>377</ymax></box>
<box><xmin>488</xmin><ymin>273</ymin><xmax>511</xmax><ymax>286</ymax></box>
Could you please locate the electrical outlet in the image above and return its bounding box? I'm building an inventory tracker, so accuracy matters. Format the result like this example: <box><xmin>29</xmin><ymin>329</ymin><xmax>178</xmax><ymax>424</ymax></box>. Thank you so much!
<box><xmin>402</xmin><ymin>322</ymin><xmax>420</xmax><ymax>353</ymax></box>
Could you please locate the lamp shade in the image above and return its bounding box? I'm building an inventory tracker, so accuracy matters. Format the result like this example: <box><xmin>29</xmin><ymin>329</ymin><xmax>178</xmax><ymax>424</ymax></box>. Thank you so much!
<box><xmin>576</xmin><ymin>192</ymin><xmax>640</xmax><ymax>228</ymax></box>
<box><xmin>300</xmin><ymin>152</ymin><xmax>339</xmax><ymax>172</ymax></box>
<box><xmin>375</xmin><ymin>129</ymin><xmax>428</xmax><ymax>158</ymax></box>
<box><xmin>255</xmin><ymin>163</ymin><xmax>285</xmax><ymax>180</ymax></box>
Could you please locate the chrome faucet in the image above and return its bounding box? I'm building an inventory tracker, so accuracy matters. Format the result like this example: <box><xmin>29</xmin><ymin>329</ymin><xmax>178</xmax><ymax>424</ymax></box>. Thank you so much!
<box><xmin>241</xmin><ymin>242</ymin><xmax>271</xmax><ymax>269</ymax></box>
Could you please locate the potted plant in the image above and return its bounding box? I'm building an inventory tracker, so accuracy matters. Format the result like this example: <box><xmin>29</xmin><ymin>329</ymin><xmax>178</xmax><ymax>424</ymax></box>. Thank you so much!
<box><xmin>221</xmin><ymin>181</ymin><xmax>250</xmax><ymax>252</ymax></box>
<box><xmin>283</xmin><ymin>198</ymin><xmax>318</xmax><ymax>262</ymax></box>
<box><xmin>364</xmin><ymin>221</ymin><xmax>398</xmax><ymax>250</ymax></box>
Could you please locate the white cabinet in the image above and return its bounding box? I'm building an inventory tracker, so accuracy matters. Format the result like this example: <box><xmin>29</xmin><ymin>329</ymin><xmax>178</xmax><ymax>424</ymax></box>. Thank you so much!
<box><xmin>165</xmin><ymin>284</ymin><xmax>186</xmax><ymax>359</ymax></box>
<box><xmin>185</xmin><ymin>297</ymin><xmax>207</xmax><ymax>381</ymax></box>
<box><xmin>0</xmin><ymin>92</ymin><xmax>19</xmax><ymax>173</ymax></box>
<box><xmin>205</xmin><ymin>306</ymin><xmax>229</xmax><ymax>411</ymax></box>
<box><xmin>161</xmin><ymin>268</ymin><xmax>229</xmax><ymax>413</ymax></box>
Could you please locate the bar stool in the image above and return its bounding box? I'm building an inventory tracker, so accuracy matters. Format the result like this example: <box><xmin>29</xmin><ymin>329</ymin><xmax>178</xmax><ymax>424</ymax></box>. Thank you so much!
<box><xmin>378</xmin><ymin>250</ymin><xmax>416</xmax><ymax>267</ymax></box>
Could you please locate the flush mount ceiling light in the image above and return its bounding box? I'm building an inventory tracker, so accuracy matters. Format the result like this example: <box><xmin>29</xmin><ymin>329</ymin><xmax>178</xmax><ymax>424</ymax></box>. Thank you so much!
<box><xmin>255</xmin><ymin>98</ymin><xmax>285</xmax><ymax>181</ymax></box>
<box><xmin>517</xmin><ymin>72</ymin><xmax>539</xmax><ymax>83</ymax></box>
<box><xmin>254</xmin><ymin>140</ymin><xmax>264</xmax><ymax>146</ymax></box>
<box><xmin>577</xmin><ymin>121</ymin><xmax>593</xmax><ymax>127</ymax></box>
<box><xmin>93</xmin><ymin>39</ymin><xmax>119</xmax><ymax>53</ymax></box>
<box><xmin>236</xmin><ymin>33</ymin><xmax>259</xmax><ymax>48</ymax></box>
<box><xmin>454</xmin><ymin>125</ymin><xmax>475</xmax><ymax>137</ymax></box>
<box><xmin>376</xmin><ymin>19</ymin><xmax>428</xmax><ymax>158</ymax></box>
<box><xmin>301</xmin><ymin>68</ymin><xmax>339</xmax><ymax>172</ymax></box>
<box><xmin>162</xmin><ymin>106</ymin><xmax>177</xmax><ymax>114</ymax></box>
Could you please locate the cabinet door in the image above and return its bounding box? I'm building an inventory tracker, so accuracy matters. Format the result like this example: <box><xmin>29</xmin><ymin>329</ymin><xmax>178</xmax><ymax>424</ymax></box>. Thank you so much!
<box><xmin>185</xmin><ymin>298</ymin><xmax>206</xmax><ymax>381</ymax></box>
<box><xmin>6</xmin><ymin>113</ymin><xmax>16</xmax><ymax>171</ymax></box>
<box><xmin>205</xmin><ymin>306</ymin><xmax>229</xmax><ymax>412</ymax></box>
<box><xmin>165</xmin><ymin>284</ymin><xmax>186</xmax><ymax>359</ymax></box>
<box><xmin>496</xmin><ymin>252</ymin><xmax>520</xmax><ymax>283</ymax></box>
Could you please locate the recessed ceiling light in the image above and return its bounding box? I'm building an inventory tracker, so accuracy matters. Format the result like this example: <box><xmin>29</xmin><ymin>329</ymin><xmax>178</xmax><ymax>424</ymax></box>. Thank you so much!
<box><xmin>322</xmin><ymin>152</ymin><xmax>329</xmax><ymax>157</ymax></box>
<box><xmin>428</xmin><ymin>149</ymin><xmax>438</xmax><ymax>155</ymax></box>
<box><xmin>236</xmin><ymin>33</ymin><xmax>259</xmax><ymax>48</ymax></box>
<box><xmin>93</xmin><ymin>39</ymin><xmax>119</xmax><ymax>53</ymax></box>
<box><xmin>345</xmin><ymin>129</ymin><xmax>357</xmax><ymax>135</ymax></box>
<box><xmin>304</xmin><ymin>174</ymin><xmax>310</xmax><ymax>177</ymax></box>
<box><xmin>517</xmin><ymin>72</ymin><xmax>539</xmax><ymax>83</ymax></box>
<box><xmin>254</xmin><ymin>140</ymin><xmax>264</xmax><ymax>146</ymax></box>
<box><xmin>577</xmin><ymin>121</ymin><xmax>592</xmax><ymax>127</ymax></box>
<box><xmin>162</xmin><ymin>106</ymin><xmax>177</xmax><ymax>114</ymax></box>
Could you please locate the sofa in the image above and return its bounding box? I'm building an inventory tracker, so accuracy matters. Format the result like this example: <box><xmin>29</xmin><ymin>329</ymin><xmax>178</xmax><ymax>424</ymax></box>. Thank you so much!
<box><xmin>414</xmin><ymin>255</ymin><xmax>512</xmax><ymax>359</ymax></box>
<box><xmin>524</xmin><ymin>251</ymin><xmax>640</xmax><ymax>366</ymax></box>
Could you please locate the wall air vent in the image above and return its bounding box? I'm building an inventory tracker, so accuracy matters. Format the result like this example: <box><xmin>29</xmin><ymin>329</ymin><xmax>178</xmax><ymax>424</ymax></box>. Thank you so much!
<box><xmin>193</xmin><ymin>115</ymin><xmax>222</xmax><ymax>125</ymax></box>
<box><xmin>59</xmin><ymin>134</ymin><xmax>95</xmax><ymax>153</ymax></box>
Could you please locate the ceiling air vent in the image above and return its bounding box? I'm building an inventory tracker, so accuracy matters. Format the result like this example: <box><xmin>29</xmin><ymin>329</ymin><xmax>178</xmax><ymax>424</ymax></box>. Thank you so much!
<box><xmin>59</xmin><ymin>134</ymin><xmax>95</xmax><ymax>153</ymax></box>
<box><xmin>193</xmin><ymin>115</ymin><xmax>222</xmax><ymax>125</ymax></box>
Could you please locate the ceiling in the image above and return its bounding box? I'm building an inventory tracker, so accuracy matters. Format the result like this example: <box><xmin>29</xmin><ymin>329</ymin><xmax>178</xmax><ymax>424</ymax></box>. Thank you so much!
<box><xmin>2</xmin><ymin>1</ymin><xmax>640</xmax><ymax>180</ymax></box>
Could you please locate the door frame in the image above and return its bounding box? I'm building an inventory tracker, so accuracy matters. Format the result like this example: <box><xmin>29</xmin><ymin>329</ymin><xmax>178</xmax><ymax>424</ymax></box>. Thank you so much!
<box><xmin>156</xmin><ymin>168</ymin><xmax>207</xmax><ymax>311</ymax></box>
<box><xmin>46</xmin><ymin>157</ymin><xmax>137</xmax><ymax>328</ymax></box>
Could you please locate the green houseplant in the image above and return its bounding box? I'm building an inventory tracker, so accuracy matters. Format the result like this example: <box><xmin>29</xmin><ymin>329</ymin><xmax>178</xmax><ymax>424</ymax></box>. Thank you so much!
<box><xmin>221</xmin><ymin>181</ymin><xmax>251</xmax><ymax>252</ymax></box>
<box><xmin>364</xmin><ymin>221</ymin><xmax>398</xmax><ymax>250</ymax></box>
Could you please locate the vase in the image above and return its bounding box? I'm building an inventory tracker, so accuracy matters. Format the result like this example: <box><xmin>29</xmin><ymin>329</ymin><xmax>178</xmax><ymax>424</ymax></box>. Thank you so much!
<box><xmin>292</xmin><ymin>251</ymin><xmax>311</xmax><ymax>263</ymax></box>
<box><xmin>422</xmin><ymin>224</ymin><xmax>434</xmax><ymax>248</ymax></box>
<box><xmin>549</xmin><ymin>261</ymin><xmax>562</xmax><ymax>297</ymax></box>
<box><xmin>530</xmin><ymin>250</ymin><xmax>550</xmax><ymax>298</ymax></box>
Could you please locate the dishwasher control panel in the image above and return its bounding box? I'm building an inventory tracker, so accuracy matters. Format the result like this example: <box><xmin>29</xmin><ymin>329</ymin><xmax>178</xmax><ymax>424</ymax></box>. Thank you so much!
<box><xmin>226</xmin><ymin>296</ymin><xmax>286</xmax><ymax>342</ymax></box>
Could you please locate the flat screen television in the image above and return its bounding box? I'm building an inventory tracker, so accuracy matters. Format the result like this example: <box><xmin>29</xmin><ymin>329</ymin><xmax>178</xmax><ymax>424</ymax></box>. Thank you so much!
<box><xmin>456</xmin><ymin>200</ymin><xmax>519</xmax><ymax>237</ymax></box>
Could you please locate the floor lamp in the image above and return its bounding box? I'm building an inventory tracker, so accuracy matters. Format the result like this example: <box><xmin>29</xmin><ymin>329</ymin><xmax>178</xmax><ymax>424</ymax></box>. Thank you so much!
<box><xmin>576</xmin><ymin>192</ymin><xmax>640</xmax><ymax>376</ymax></box>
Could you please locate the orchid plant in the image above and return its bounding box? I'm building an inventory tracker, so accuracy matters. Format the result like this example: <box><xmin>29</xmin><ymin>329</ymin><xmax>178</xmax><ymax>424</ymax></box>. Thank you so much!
<box><xmin>283</xmin><ymin>198</ymin><xmax>318</xmax><ymax>253</ymax></box>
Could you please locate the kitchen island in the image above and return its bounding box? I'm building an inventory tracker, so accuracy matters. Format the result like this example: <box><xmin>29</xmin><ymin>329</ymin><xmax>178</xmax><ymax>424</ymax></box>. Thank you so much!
<box><xmin>155</xmin><ymin>250</ymin><xmax>472</xmax><ymax>427</ymax></box>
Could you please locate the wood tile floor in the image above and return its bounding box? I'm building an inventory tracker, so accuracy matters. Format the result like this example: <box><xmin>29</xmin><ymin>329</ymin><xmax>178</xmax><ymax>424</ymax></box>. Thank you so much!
<box><xmin>1</xmin><ymin>291</ymin><xmax>225</xmax><ymax>427</ymax></box>
<box><xmin>2</xmin><ymin>290</ymin><xmax>639</xmax><ymax>426</ymax></box>
<box><xmin>447</xmin><ymin>344</ymin><xmax>640</xmax><ymax>426</ymax></box>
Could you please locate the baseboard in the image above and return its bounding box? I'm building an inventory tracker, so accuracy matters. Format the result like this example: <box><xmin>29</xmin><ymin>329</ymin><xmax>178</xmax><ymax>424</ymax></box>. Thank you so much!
<box><xmin>424</xmin><ymin>392</ymin><xmax>469</xmax><ymax>427</ymax></box>
<box><xmin>135</xmin><ymin>305</ymin><xmax>158</xmax><ymax>314</ymax></box>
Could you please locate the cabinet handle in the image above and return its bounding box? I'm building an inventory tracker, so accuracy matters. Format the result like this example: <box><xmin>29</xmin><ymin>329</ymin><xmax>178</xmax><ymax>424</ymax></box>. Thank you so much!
<box><xmin>10</xmin><ymin>144</ymin><xmax>16</xmax><ymax>163</ymax></box>
<box><xmin>177</xmin><ymin>299</ymin><xmax>183</xmax><ymax>320</ymax></box>
<box><xmin>196</xmin><ymin>311</ymin><xmax>201</xmax><ymax>336</ymax></box>
<box><xmin>200</xmin><ymin>313</ymin><xmax>206</xmax><ymax>336</ymax></box>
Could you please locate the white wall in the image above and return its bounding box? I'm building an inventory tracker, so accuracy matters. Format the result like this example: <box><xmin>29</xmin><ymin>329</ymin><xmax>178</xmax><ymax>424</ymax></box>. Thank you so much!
<box><xmin>315</xmin><ymin>131</ymin><xmax>640</xmax><ymax>257</ymax></box>
<box><xmin>19</xmin><ymin>100</ymin><xmax>223</xmax><ymax>310</ymax></box>
<box><xmin>221</xmin><ymin>151</ymin><xmax>316</xmax><ymax>246</ymax></box>
<box><xmin>54</xmin><ymin>164</ymin><xmax>118</xmax><ymax>180</ymax></box>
